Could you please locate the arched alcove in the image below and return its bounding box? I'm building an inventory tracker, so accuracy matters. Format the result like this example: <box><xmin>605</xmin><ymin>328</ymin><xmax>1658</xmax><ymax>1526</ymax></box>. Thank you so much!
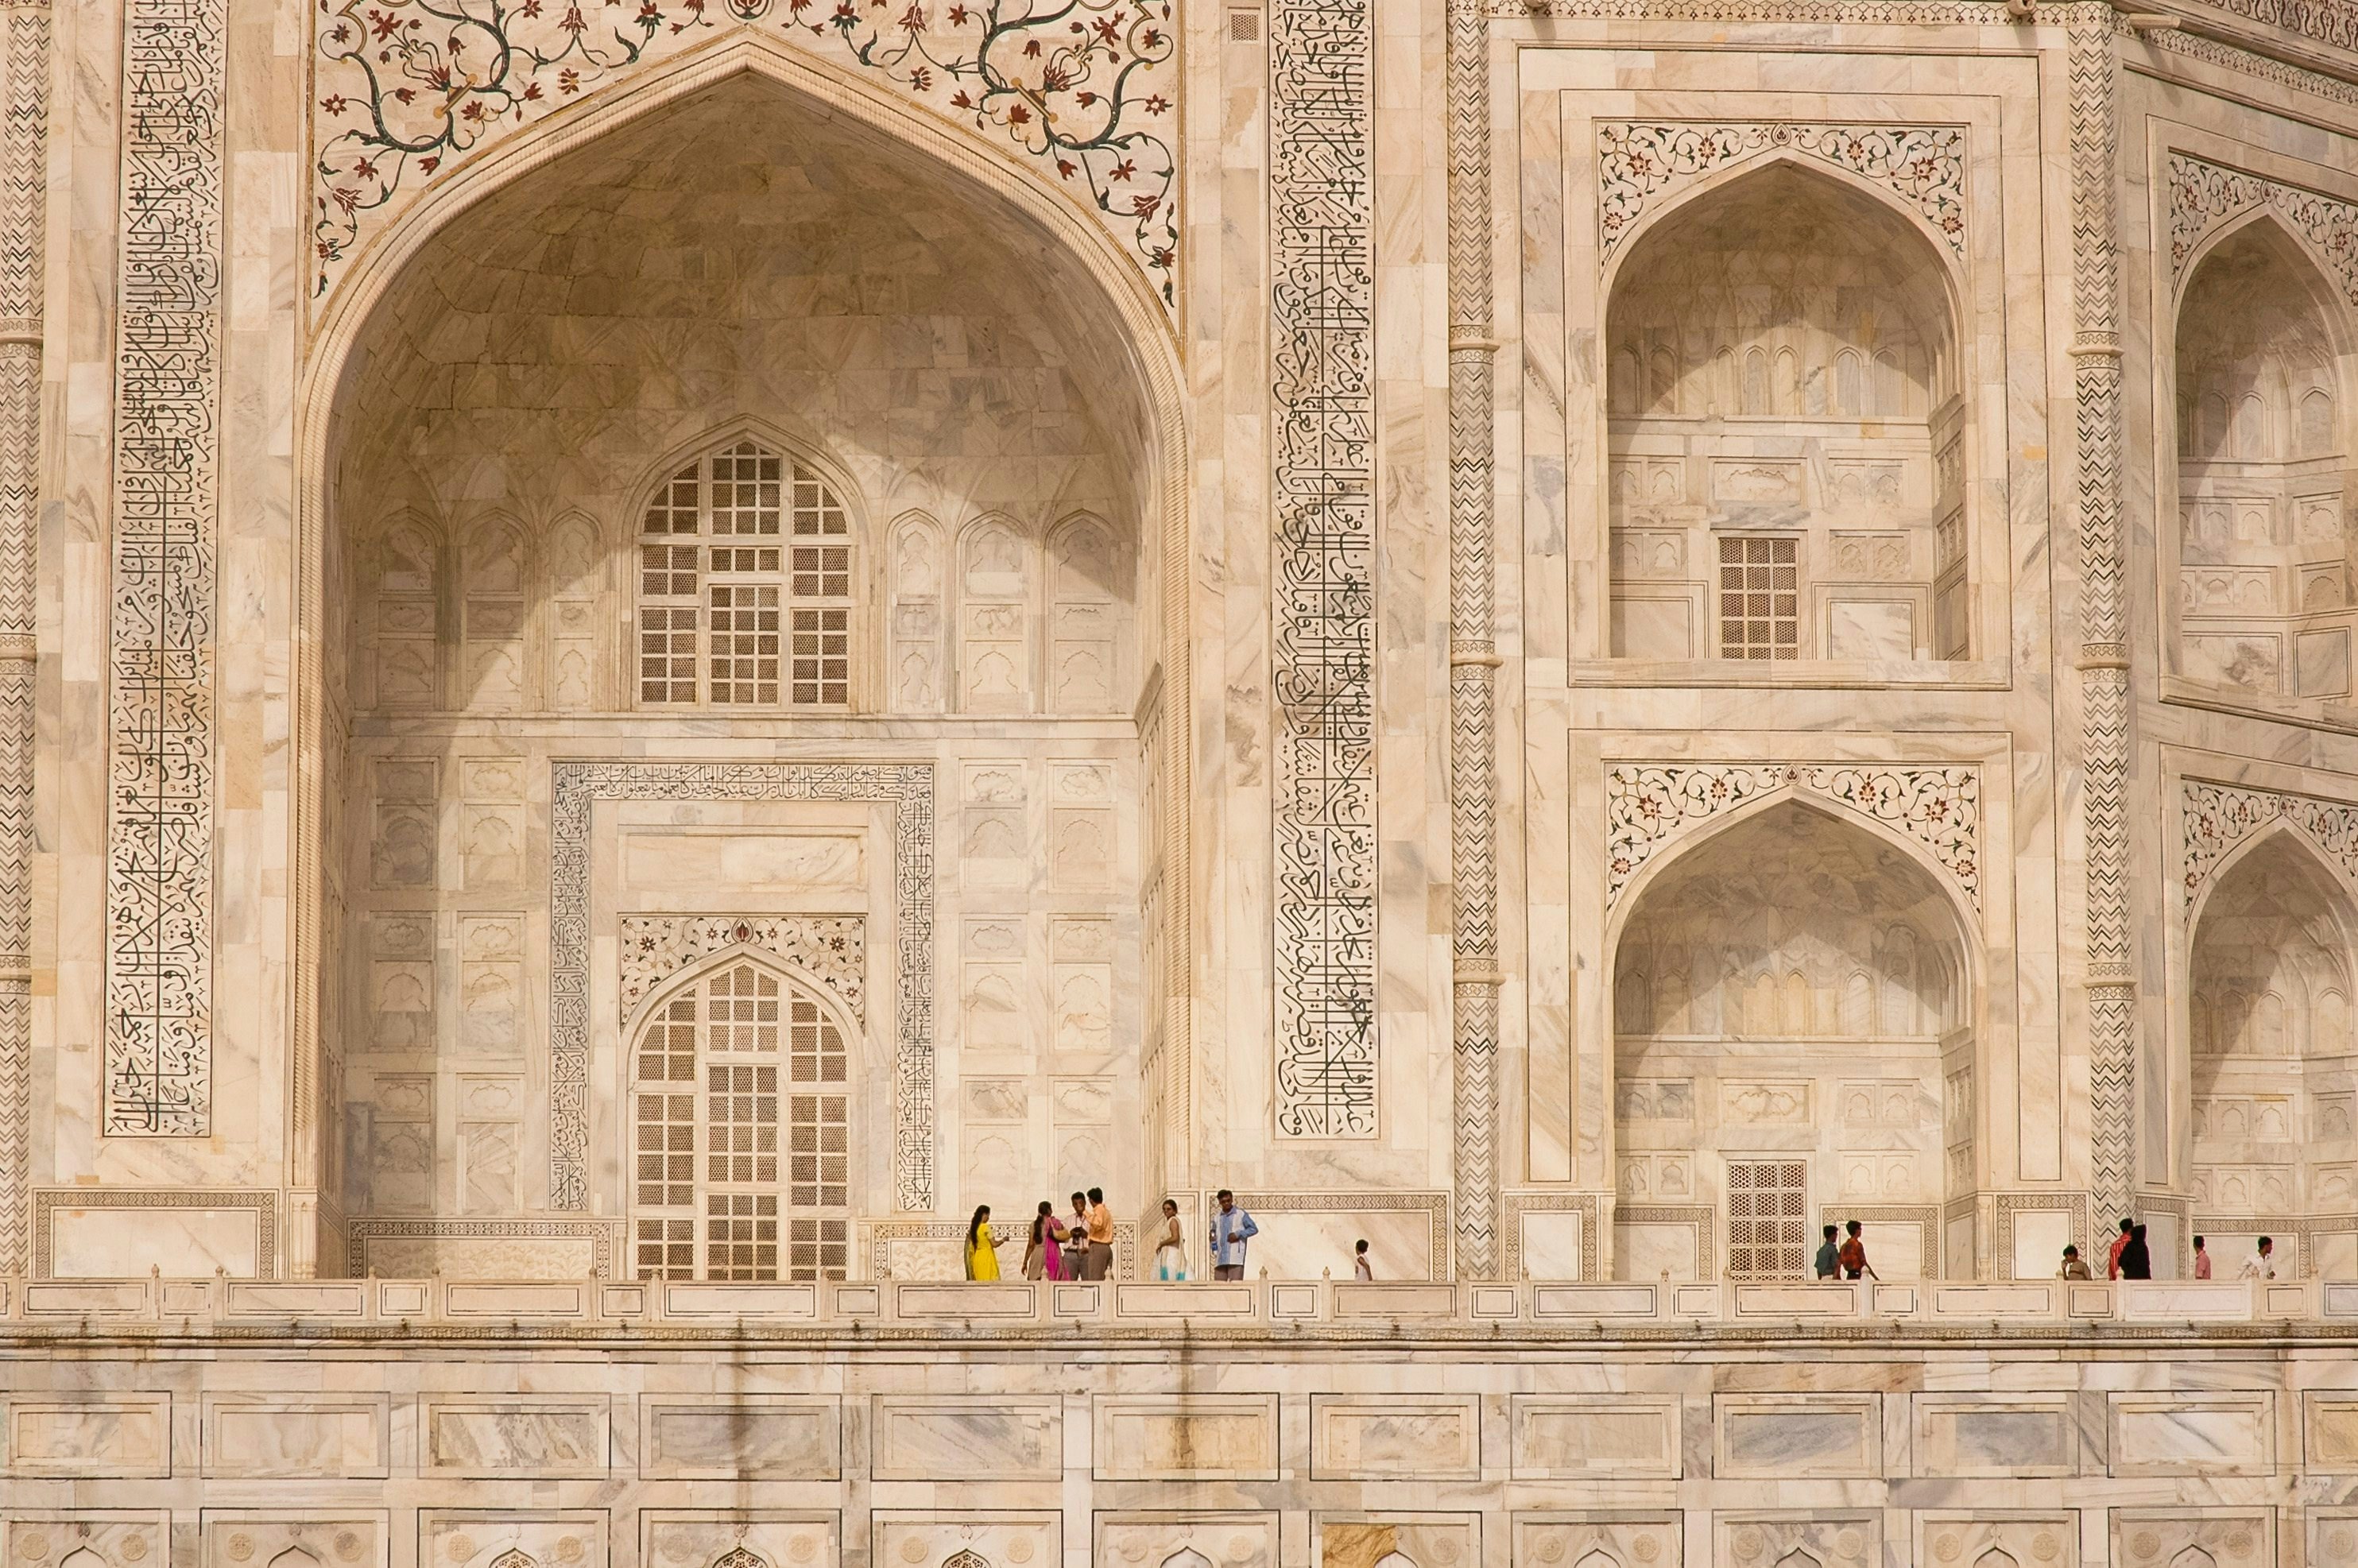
<box><xmin>1605</xmin><ymin>163</ymin><xmax>1967</xmax><ymax>664</ymax></box>
<box><xmin>2174</xmin><ymin>219</ymin><xmax>2357</xmax><ymax>703</ymax></box>
<box><xmin>314</xmin><ymin>64</ymin><xmax>1171</xmax><ymax>1272</ymax></box>
<box><xmin>2189</xmin><ymin>830</ymin><xmax>2358</xmax><ymax>1266</ymax></box>
<box><xmin>1610</xmin><ymin>799</ymin><xmax>1973</xmax><ymax>1280</ymax></box>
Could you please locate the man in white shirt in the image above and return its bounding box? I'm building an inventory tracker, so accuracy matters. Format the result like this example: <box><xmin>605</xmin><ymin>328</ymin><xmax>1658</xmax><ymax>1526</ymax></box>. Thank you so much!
<box><xmin>1209</xmin><ymin>1189</ymin><xmax>1258</xmax><ymax>1281</ymax></box>
<box><xmin>2240</xmin><ymin>1235</ymin><xmax>2279</xmax><ymax>1280</ymax></box>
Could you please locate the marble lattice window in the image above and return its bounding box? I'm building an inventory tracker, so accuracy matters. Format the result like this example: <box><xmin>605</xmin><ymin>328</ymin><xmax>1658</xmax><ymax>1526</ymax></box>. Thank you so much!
<box><xmin>636</xmin><ymin>439</ymin><xmax>854</xmax><ymax>709</ymax></box>
<box><xmin>632</xmin><ymin>960</ymin><xmax>850</xmax><ymax>1281</ymax></box>
<box><xmin>1725</xmin><ymin>1158</ymin><xmax>1808</xmax><ymax>1278</ymax></box>
<box><xmin>1716</xmin><ymin>536</ymin><xmax>1799</xmax><ymax>660</ymax></box>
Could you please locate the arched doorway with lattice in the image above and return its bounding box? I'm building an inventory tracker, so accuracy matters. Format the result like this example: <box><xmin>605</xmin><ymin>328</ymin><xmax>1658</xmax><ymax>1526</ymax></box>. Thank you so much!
<box><xmin>628</xmin><ymin>955</ymin><xmax>851</xmax><ymax>1282</ymax></box>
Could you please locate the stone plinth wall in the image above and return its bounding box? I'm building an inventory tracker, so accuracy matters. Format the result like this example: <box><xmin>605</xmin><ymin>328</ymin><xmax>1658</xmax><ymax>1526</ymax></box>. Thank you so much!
<box><xmin>6</xmin><ymin>1305</ymin><xmax>2358</xmax><ymax>1566</ymax></box>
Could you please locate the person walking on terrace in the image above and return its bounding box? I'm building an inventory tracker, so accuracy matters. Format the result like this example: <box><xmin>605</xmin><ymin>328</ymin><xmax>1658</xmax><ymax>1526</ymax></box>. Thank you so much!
<box><xmin>1838</xmin><ymin>1219</ymin><xmax>1877</xmax><ymax>1281</ymax></box>
<box><xmin>1210</xmin><ymin>1189</ymin><xmax>1258</xmax><ymax>1281</ymax></box>
<box><xmin>964</xmin><ymin>1206</ymin><xmax>1000</xmax><ymax>1282</ymax></box>
<box><xmin>2117</xmin><ymin>1222</ymin><xmax>2152</xmax><ymax>1280</ymax></box>
<box><xmin>1022</xmin><ymin>1200</ymin><xmax>1070</xmax><ymax>1281</ymax></box>
<box><xmin>1152</xmin><ymin>1198</ymin><xmax>1187</xmax><ymax>1281</ymax></box>
<box><xmin>1813</xmin><ymin>1224</ymin><xmax>1841</xmax><ymax>1280</ymax></box>
<box><xmin>1083</xmin><ymin>1187</ymin><xmax>1114</xmax><ymax>1280</ymax></box>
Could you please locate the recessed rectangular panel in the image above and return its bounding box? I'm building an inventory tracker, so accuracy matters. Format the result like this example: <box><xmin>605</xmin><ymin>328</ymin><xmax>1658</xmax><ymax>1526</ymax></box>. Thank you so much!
<box><xmin>420</xmin><ymin>1397</ymin><xmax>609</xmax><ymax>1477</ymax></box>
<box><xmin>1913</xmin><ymin>1394</ymin><xmax>2076</xmax><ymax>1477</ymax></box>
<box><xmin>1512</xmin><ymin>1395</ymin><xmax>1682</xmax><ymax>1477</ymax></box>
<box><xmin>204</xmin><ymin>1395</ymin><xmax>390</xmax><ymax>1477</ymax></box>
<box><xmin>2109</xmin><ymin>1394</ymin><xmax>2275</xmax><ymax>1476</ymax></box>
<box><xmin>1716</xmin><ymin>1393</ymin><xmax>1880</xmax><ymax>1477</ymax></box>
<box><xmin>638</xmin><ymin>1397</ymin><xmax>842</xmax><ymax>1480</ymax></box>
<box><xmin>3</xmin><ymin>1395</ymin><xmax>172</xmax><ymax>1477</ymax></box>
<box><xmin>869</xmin><ymin>1397</ymin><xmax>1061</xmax><ymax>1481</ymax></box>
<box><xmin>1093</xmin><ymin>1396</ymin><xmax>1279</xmax><ymax>1480</ymax></box>
<box><xmin>1310</xmin><ymin>1395</ymin><xmax>1479</xmax><ymax>1479</ymax></box>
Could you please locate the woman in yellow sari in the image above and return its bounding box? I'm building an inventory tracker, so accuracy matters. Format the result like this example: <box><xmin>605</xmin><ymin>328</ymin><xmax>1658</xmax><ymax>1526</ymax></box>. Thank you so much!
<box><xmin>964</xmin><ymin>1205</ymin><xmax>1000</xmax><ymax>1281</ymax></box>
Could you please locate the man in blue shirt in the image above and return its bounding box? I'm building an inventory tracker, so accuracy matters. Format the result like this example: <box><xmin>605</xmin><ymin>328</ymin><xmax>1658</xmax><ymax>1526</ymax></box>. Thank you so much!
<box><xmin>1210</xmin><ymin>1188</ymin><xmax>1258</xmax><ymax>1280</ymax></box>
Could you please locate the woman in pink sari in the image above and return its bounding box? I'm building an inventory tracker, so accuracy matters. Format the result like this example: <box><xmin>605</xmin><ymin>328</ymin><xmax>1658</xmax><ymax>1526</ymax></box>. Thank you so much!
<box><xmin>1023</xmin><ymin>1200</ymin><xmax>1073</xmax><ymax>1280</ymax></box>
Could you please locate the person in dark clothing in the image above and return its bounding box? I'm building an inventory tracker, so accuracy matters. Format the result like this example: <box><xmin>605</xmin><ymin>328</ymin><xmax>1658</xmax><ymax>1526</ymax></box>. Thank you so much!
<box><xmin>2116</xmin><ymin>1221</ymin><xmax>2152</xmax><ymax>1280</ymax></box>
<box><xmin>1812</xmin><ymin>1224</ymin><xmax>1841</xmax><ymax>1280</ymax></box>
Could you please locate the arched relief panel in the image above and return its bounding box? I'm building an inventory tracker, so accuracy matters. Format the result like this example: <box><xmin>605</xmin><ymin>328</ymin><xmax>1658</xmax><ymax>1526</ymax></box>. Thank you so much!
<box><xmin>957</xmin><ymin>516</ymin><xmax>1036</xmax><ymax>714</ymax></box>
<box><xmin>1609</xmin><ymin>796</ymin><xmax>1973</xmax><ymax>1278</ymax></box>
<box><xmin>886</xmin><ymin>513</ymin><xmax>947</xmax><ymax>714</ymax></box>
<box><xmin>1047</xmin><ymin>513</ymin><xmax>1125</xmax><ymax>714</ymax></box>
<box><xmin>296</xmin><ymin>35</ymin><xmax>1193</xmax><ymax>1242</ymax></box>
<box><xmin>2166</xmin><ymin>188</ymin><xmax>2358</xmax><ymax>708</ymax></box>
<box><xmin>458</xmin><ymin>517</ymin><xmax>531</xmax><ymax>711</ymax></box>
<box><xmin>364</xmin><ymin>513</ymin><xmax>445</xmax><ymax>711</ymax></box>
<box><xmin>2179</xmin><ymin>782</ymin><xmax>2358</xmax><ymax>1229</ymax></box>
<box><xmin>308</xmin><ymin>15</ymin><xmax>1181</xmax><ymax>317</ymax></box>
<box><xmin>544</xmin><ymin>512</ymin><xmax>606</xmax><ymax>710</ymax></box>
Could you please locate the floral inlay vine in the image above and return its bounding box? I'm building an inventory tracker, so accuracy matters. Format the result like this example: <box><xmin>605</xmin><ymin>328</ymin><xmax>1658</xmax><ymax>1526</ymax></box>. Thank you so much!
<box><xmin>2165</xmin><ymin>153</ymin><xmax>2358</xmax><ymax>305</ymax></box>
<box><xmin>2181</xmin><ymin>780</ymin><xmax>2358</xmax><ymax>907</ymax></box>
<box><xmin>1597</xmin><ymin>122</ymin><xmax>1968</xmax><ymax>265</ymax></box>
<box><xmin>1605</xmin><ymin>763</ymin><xmax>1980</xmax><ymax>912</ymax></box>
<box><xmin>312</xmin><ymin>1</ymin><xmax>1178</xmax><ymax>312</ymax></box>
<box><xmin>618</xmin><ymin>914</ymin><xmax>865</xmax><ymax>1023</ymax></box>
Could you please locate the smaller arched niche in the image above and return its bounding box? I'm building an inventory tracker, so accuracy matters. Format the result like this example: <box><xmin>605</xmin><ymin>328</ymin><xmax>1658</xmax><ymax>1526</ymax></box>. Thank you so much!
<box><xmin>1611</xmin><ymin>799</ymin><xmax>1972</xmax><ymax>1280</ymax></box>
<box><xmin>1605</xmin><ymin>164</ymin><xmax>1966</xmax><ymax>665</ymax></box>
<box><xmin>2176</xmin><ymin>220</ymin><xmax>2356</xmax><ymax>704</ymax></box>
<box><xmin>2190</xmin><ymin>833</ymin><xmax>2358</xmax><ymax>1249</ymax></box>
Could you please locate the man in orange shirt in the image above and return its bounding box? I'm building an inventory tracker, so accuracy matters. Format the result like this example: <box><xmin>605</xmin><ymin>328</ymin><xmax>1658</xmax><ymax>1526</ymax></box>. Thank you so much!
<box><xmin>1084</xmin><ymin>1187</ymin><xmax>1114</xmax><ymax>1280</ymax></box>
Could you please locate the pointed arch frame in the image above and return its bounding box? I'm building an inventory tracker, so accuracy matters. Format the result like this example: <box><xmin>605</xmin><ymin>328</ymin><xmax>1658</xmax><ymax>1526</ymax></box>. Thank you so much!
<box><xmin>288</xmin><ymin>34</ymin><xmax>1193</xmax><ymax>1253</ymax></box>
<box><xmin>1600</xmin><ymin>788</ymin><xmax>1988</xmax><ymax>1279</ymax></box>
<box><xmin>2157</xmin><ymin>180</ymin><xmax>2358</xmax><ymax>728</ymax></box>
<box><xmin>1599</xmin><ymin>149</ymin><xmax>1970</xmax><ymax>336</ymax></box>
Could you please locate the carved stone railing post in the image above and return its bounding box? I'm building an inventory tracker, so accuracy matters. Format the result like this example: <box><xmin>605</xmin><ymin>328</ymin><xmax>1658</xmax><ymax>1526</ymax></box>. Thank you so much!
<box><xmin>2068</xmin><ymin>5</ymin><xmax>2135</xmax><ymax>1221</ymax></box>
<box><xmin>0</xmin><ymin>0</ymin><xmax>48</xmax><ymax>1276</ymax></box>
<box><xmin>1447</xmin><ymin>0</ymin><xmax>1502</xmax><ymax>1279</ymax></box>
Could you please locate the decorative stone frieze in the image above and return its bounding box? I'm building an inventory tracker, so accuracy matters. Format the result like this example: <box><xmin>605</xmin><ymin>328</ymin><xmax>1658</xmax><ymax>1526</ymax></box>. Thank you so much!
<box><xmin>309</xmin><ymin>3</ymin><xmax>1180</xmax><ymax>314</ymax></box>
<box><xmin>1597</xmin><ymin>122</ymin><xmax>1969</xmax><ymax>264</ymax></box>
<box><xmin>1268</xmin><ymin>0</ymin><xmax>1379</xmax><ymax>1141</ymax></box>
<box><xmin>104</xmin><ymin>0</ymin><xmax>227</xmax><ymax>1136</ymax></box>
<box><xmin>1605</xmin><ymin>765</ymin><xmax>1981</xmax><ymax>912</ymax></box>
<box><xmin>2167</xmin><ymin>153</ymin><xmax>2358</xmax><ymax>303</ymax></box>
<box><xmin>2181</xmin><ymin>780</ymin><xmax>2358</xmax><ymax>906</ymax></box>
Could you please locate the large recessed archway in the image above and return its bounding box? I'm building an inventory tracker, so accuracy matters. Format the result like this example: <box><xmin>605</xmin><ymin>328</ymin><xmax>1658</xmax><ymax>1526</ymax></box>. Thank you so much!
<box><xmin>1609</xmin><ymin>798</ymin><xmax>1976</xmax><ymax>1280</ymax></box>
<box><xmin>1604</xmin><ymin>163</ymin><xmax>1967</xmax><ymax>665</ymax></box>
<box><xmin>2188</xmin><ymin>829</ymin><xmax>2358</xmax><ymax>1274</ymax></box>
<box><xmin>293</xmin><ymin>55</ymin><xmax>1186</xmax><ymax>1279</ymax></box>
<box><xmin>2173</xmin><ymin>218</ymin><xmax>2358</xmax><ymax>706</ymax></box>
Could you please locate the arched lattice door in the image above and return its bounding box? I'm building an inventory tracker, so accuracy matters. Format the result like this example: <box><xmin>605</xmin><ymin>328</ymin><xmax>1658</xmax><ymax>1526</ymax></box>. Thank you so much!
<box><xmin>631</xmin><ymin>958</ymin><xmax>850</xmax><ymax>1280</ymax></box>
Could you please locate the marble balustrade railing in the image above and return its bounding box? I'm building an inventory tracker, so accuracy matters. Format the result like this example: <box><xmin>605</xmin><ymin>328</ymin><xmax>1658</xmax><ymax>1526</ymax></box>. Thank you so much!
<box><xmin>0</xmin><ymin>1275</ymin><xmax>2346</xmax><ymax>1333</ymax></box>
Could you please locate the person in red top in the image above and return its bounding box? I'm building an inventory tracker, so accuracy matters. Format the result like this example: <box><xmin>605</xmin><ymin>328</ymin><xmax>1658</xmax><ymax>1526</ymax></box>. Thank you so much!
<box><xmin>2105</xmin><ymin>1217</ymin><xmax>2134</xmax><ymax>1279</ymax></box>
<box><xmin>1837</xmin><ymin>1219</ymin><xmax>1878</xmax><ymax>1280</ymax></box>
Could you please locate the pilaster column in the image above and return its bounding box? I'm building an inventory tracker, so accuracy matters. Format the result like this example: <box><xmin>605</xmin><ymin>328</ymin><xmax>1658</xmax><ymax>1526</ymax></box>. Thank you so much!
<box><xmin>1447</xmin><ymin>0</ymin><xmax>1502</xmax><ymax>1279</ymax></box>
<box><xmin>2067</xmin><ymin>5</ymin><xmax>2135</xmax><ymax>1220</ymax></box>
<box><xmin>0</xmin><ymin>0</ymin><xmax>48</xmax><ymax>1277</ymax></box>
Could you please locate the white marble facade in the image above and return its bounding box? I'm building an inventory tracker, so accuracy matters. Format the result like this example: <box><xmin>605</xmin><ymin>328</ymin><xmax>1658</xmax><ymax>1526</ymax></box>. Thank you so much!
<box><xmin>29</xmin><ymin>0</ymin><xmax>2358</xmax><ymax>1545</ymax></box>
<box><xmin>24</xmin><ymin>0</ymin><xmax>2358</xmax><ymax>1373</ymax></box>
